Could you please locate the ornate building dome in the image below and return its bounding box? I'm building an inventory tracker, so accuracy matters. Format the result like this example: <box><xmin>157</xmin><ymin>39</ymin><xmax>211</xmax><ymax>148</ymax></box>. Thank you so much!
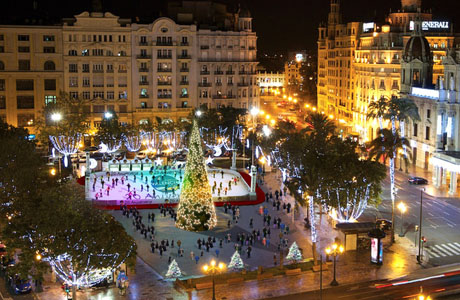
<box><xmin>401</xmin><ymin>0</ymin><xmax>421</xmax><ymax>12</ymax></box>
<box><xmin>403</xmin><ymin>35</ymin><xmax>432</xmax><ymax>62</ymax></box>
<box><xmin>239</xmin><ymin>7</ymin><xmax>251</xmax><ymax>18</ymax></box>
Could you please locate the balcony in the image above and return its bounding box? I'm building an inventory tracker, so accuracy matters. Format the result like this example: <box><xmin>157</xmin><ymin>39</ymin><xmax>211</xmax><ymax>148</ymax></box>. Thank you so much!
<box><xmin>216</xmin><ymin>82</ymin><xmax>222</xmax><ymax>86</ymax></box>
<box><xmin>118</xmin><ymin>84</ymin><xmax>128</xmax><ymax>87</ymax></box>
<box><xmin>249</xmin><ymin>46</ymin><xmax>256</xmax><ymax>50</ymax></box>
<box><xmin>178</xmin><ymin>55</ymin><xmax>191</xmax><ymax>59</ymax></box>
<box><xmin>179</xmin><ymin>81</ymin><xmax>189</xmax><ymax>85</ymax></box>
<box><xmin>157</xmin><ymin>55</ymin><xmax>172</xmax><ymax>59</ymax></box>
<box><xmin>180</xmin><ymin>68</ymin><xmax>189</xmax><ymax>72</ymax></box>
<box><xmin>106</xmin><ymin>69</ymin><xmax>114</xmax><ymax>73</ymax></box>
<box><xmin>140</xmin><ymin>94</ymin><xmax>149</xmax><ymax>98</ymax></box>
<box><xmin>107</xmin><ymin>84</ymin><xmax>114</xmax><ymax>87</ymax></box>
<box><xmin>156</xmin><ymin>41</ymin><xmax>173</xmax><ymax>46</ymax></box>
<box><xmin>93</xmin><ymin>69</ymin><xmax>104</xmax><ymax>73</ymax></box>
<box><xmin>214</xmin><ymin>71</ymin><xmax>224</xmax><ymax>75</ymax></box>
<box><xmin>137</xmin><ymin>55</ymin><xmax>152</xmax><ymax>59</ymax></box>
<box><xmin>200</xmin><ymin>71</ymin><xmax>210</xmax><ymax>75</ymax></box>
<box><xmin>237</xmin><ymin>83</ymin><xmax>248</xmax><ymax>87</ymax></box>
<box><xmin>180</xmin><ymin>42</ymin><xmax>189</xmax><ymax>46</ymax></box>
<box><xmin>93</xmin><ymin>84</ymin><xmax>104</xmax><ymax>87</ymax></box>
<box><xmin>139</xmin><ymin>81</ymin><xmax>149</xmax><ymax>85</ymax></box>
<box><xmin>139</xmin><ymin>41</ymin><xmax>149</xmax><ymax>46</ymax></box>
<box><xmin>157</xmin><ymin>68</ymin><xmax>172</xmax><ymax>72</ymax></box>
<box><xmin>227</xmin><ymin>82</ymin><xmax>233</xmax><ymax>86</ymax></box>
<box><xmin>157</xmin><ymin>81</ymin><xmax>172</xmax><ymax>86</ymax></box>
<box><xmin>213</xmin><ymin>94</ymin><xmax>235</xmax><ymax>99</ymax></box>
<box><xmin>139</xmin><ymin>68</ymin><xmax>149</xmax><ymax>72</ymax></box>
<box><xmin>238</xmin><ymin>71</ymin><xmax>247</xmax><ymax>75</ymax></box>
<box><xmin>118</xmin><ymin>70</ymin><xmax>127</xmax><ymax>73</ymax></box>
<box><xmin>158</xmin><ymin>94</ymin><xmax>172</xmax><ymax>99</ymax></box>
<box><xmin>180</xmin><ymin>94</ymin><xmax>189</xmax><ymax>98</ymax></box>
<box><xmin>226</xmin><ymin>71</ymin><xmax>235</xmax><ymax>75</ymax></box>
<box><xmin>198</xmin><ymin>82</ymin><xmax>211</xmax><ymax>87</ymax></box>
<box><xmin>200</xmin><ymin>45</ymin><xmax>209</xmax><ymax>50</ymax></box>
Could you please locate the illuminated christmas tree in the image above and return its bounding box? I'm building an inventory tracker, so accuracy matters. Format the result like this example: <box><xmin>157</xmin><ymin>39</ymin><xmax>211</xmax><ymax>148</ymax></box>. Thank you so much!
<box><xmin>176</xmin><ymin>119</ymin><xmax>217</xmax><ymax>231</ymax></box>
<box><xmin>165</xmin><ymin>259</ymin><xmax>182</xmax><ymax>278</ymax></box>
<box><xmin>227</xmin><ymin>251</ymin><xmax>244</xmax><ymax>271</ymax></box>
<box><xmin>286</xmin><ymin>242</ymin><xmax>303</xmax><ymax>262</ymax></box>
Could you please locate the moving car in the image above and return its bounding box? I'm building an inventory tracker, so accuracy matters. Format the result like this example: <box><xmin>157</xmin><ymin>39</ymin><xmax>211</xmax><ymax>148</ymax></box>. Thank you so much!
<box><xmin>376</xmin><ymin>219</ymin><xmax>392</xmax><ymax>231</ymax></box>
<box><xmin>408</xmin><ymin>176</ymin><xmax>428</xmax><ymax>185</ymax></box>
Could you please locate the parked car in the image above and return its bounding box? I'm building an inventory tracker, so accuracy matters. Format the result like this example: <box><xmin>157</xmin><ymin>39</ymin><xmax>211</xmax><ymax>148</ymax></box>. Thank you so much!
<box><xmin>408</xmin><ymin>176</ymin><xmax>428</xmax><ymax>185</ymax></box>
<box><xmin>376</xmin><ymin>219</ymin><xmax>392</xmax><ymax>231</ymax></box>
<box><xmin>10</xmin><ymin>275</ymin><xmax>32</xmax><ymax>294</ymax></box>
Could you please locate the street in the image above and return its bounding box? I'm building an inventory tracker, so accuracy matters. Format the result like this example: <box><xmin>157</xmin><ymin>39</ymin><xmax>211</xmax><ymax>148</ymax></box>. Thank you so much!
<box><xmin>360</xmin><ymin>167</ymin><xmax>460</xmax><ymax>266</ymax></box>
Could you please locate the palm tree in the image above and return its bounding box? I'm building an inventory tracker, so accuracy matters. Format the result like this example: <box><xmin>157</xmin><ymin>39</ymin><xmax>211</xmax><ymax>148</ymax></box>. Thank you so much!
<box><xmin>367</xmin><ymin>96</ymin><xmax>389</xmax><ymax>143</ymax></box>
<box><xmin>392</xmin><ymin>97</ymin><xmax>420</xmax><ymax>172</ymax></box>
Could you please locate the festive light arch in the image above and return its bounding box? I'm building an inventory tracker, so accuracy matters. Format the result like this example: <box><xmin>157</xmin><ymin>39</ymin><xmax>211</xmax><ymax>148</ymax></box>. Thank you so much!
<box><xmin>49</xmin><ymin>134</ymin><xmax>82</xmax><ymax>167</ymax></box>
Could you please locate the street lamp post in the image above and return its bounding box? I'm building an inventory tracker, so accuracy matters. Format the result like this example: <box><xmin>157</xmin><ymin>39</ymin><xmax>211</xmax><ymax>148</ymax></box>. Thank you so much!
<box><xmin>202</xmin><ymin>260</ymin><xmax>226</xmax><ymax>300</ymax></box>
<box><xmin>249</xmin><ymin>107</ymin><xmax>259</xmax><ymax>194</ymax></box>
<box><xmin>417</xmin><ymin>188</ymin><xmax>425</xmax><ymax>263</ymax></box>
<box><xmin>325</xmin><ymin>243</ymin><xmax>344</xmax><ymax>286</ymax></box>
<box><xmin>398</xmin><ymin>202</ymin><xmax>407</xmax><ymax>237</ymax></box>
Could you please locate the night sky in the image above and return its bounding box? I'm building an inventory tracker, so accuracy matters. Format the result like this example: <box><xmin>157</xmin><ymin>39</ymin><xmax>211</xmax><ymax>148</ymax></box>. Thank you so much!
<box><xmin>1</xmin><ymin>0</ymin><xmax>460</xmax><ymax>51</ymax></box>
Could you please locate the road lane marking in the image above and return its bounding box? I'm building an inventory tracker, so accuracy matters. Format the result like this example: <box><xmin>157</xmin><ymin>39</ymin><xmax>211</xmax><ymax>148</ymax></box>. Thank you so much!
<box><xmin>444</xmin><ymin>211</ymin><xmax>451</xmax><ymax>216</ymax></box>
<box><xmin>425</xmin><ymin>201</ymin><xmax>433</xmax><ymax>206</ymax></box>
<box><xmin>430</xmin><ymin>246</ymin><xmax>448</xmax><ymax>257</ymax></box>
<box><xmin>428</xmin><ymin>212</ymin><xmax>434</xmax><ymax>217</ymax></box>
<box><xmin>434</xmin><ymin>244</ymin><xmax>456</xmax><ymax>256</ymax></box>
<box><xmin>425</xmin><ymin>249</ymin><xmax>440</xmax><ymax>258</ymax></box>
<box><xmin>445</xmin><ymin>243</ymin><xmax>460</xmax><ymax>254</ymax></box>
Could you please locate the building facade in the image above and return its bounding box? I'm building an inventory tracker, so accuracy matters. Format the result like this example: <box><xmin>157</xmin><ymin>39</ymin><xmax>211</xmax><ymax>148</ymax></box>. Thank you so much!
<box><xmin>318</xmin><ymin>0</ymin><xmax>457</xmax><ymax>141</ymax></box>
<box><xmin>0</xmin><ymin>25</ymin><xmax>63</xmax><ymax>132</ymax></box>
<box><xmin>0</xmin><ymin>4</ymin><xmax>259</xmax><ymax>133</ymax></box>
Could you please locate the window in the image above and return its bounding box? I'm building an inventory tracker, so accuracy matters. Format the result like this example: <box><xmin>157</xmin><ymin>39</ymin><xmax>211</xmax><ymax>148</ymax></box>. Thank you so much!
<box><xmin>140</xmin><ymin>88</ymin><xmax>148</xmax><ymax>97</ymax></box>
<box><xmin>0</xmin><ymin>95</ymin><xmax>5</xmax><ymax>109</ymax></box>
<box><xmin>426</xmin><ymin>109</ymin><xmax>431</xmax><ymax>119</ymax></box>
<box><xmin>82</xmin><ymin>92</ymin><xmax>90</xmax><ymax>100</ymax></box>
<box><xmin>17</xmin><ymin>115</ymin><xmax>35</xmax><ymax>127</ymax></box>
<box><xmin>93</xmin><ymin>64</ymin><xmax>103</xmax><ymax>72</ymax></box>
<box><xmin>0</xmin><ymin>35</ymin><xmax>3</xmax><ymax>41</ymax></box>
<box><xmin>0</xmin><ymin>79</ymin><xmax>5</xmax><ymax>91</ymax></box>
<box><xmin>44</xmin><ymin>95</ymin><xmax>56</xmax><ymax>105</ymax></box>
<box><xmin>141</xmin><ymin>102</ymin><xmax>147</xmax><ymax>108</ymax></box>
<box><xmin>107</xmin><ymin>91</ymin><xmax>114</xmax><ymax>99</ymax></box>
<box><xmin>16</xmin><ymin>79</ymin><xmax>34</xmax><ymax>91</ymax></box>
<box><xmin>17</xmin><ymin>96</ymin><xmax>34</xmax><ymax>109</ymax></box>
<box><xmin>69</xmin><ymin>63</ymin><xmax>78</xmax><ymax>73</ymax></box>
<box><xmin>119</xmin><ymin>91</ymin><xmax>127</xmax><ymax>99</ymax></box>
<box><xmin>18</xmin><ymin>46</ymin><xmax>30</xmax><ymax>52</ymax></box>
<box><xmin>0</xmin><ymin>46</ymin><xmax>3</xmax><ymax>53</ymax></box>
<box><xmin>425</xmin><ymin>126</ymin><xmax>430</xmax><ymax>140</ymax></box>
<box><xmin>93</xmin><ymin>105</ymin><xmax>105</xmax><ymax>113</ymax></box>
<box><xmin>68</xmin><ymin>50</ymin><xmax>77</xmax><ymax>56</ymax></box>
<box><xmin>70</xmin><ymin>92</ymin><xmax>78</xmax><ymax>99</ymax></box>
<box><xmin>43</xmin><ymin>47</ymin><xmax>55</xmax><ymax>53</ymax></box>
<box><xmin>18</xmin><ymin>35</ymin><xmax>29</xmax><ymax>41</ymax></box>
<box><xmin>92</xmin><ymin>49</ymin><xmax>103</xmax><ymax>56</ymax></box>
<box><xmin>118</xmin><ymin>50</ymin><xmax>126</xmax><ymax>56</ymax></box>
<box><xmin>44</xmin><ymin>61</ymin><xmax>55</xmax><ymax>71</ymax></box>
<box><xmin>182</xmin><ymin>36</ymin><xmax>188</xmax><ymax>45</ymax></box>
<box><xmin>119</xmin><ymin>105</ymin><xmax>127</xmax><ymax>113</ymax></box>
<box><xmin>82</xmin><ymin>64</ymin><xmax>89</xmax><ymax>73</ymax></box>
<box><xmin>413</xmin><ymin>123</ymin><xmax>418</xmax><ymax>137</ymax></box>
<box><xmin>82</xmin><ymin>77</ymin><xmax>90</xmax><ymax>87</ymax></box>
<box><xmin>43</xmin><ymin>35</ymin><xmax>55</xmax><ymax>41</ymax></box>
<box><xmin>93</xmin><ymin>91</ymin><xmax>104</xmax><ymax>99</ymax></box>
<box><xmin>44</xmin><ymin>79</ymin><xmax>56</xmax><ymax>90</ymax></box>
<box><xmin>82</xmin><ymin>49</ymin><xmax>89</xmax><ymax>56</ymax></box>
<box><xmin>69</xmin><ymin>77</ymin><xmax>78</xmax><ymax>87</ymax></box>
<box><xmin>140</xmin><ymin>36</ymin><xmax>147</xmax><ymax>44</ymax></box>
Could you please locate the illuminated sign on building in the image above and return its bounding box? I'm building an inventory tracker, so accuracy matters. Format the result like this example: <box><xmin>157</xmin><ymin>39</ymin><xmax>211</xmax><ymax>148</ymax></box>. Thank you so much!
<box><xmin>411</xmin><ymin>87</ymin><xmax>439</xmax><ymax>99</ymax></box>
<box><xmin>363</xmin><ymin>22</ymin><xmax>374</xmax><ymax>33</ymax></box>
<box><xmin>410</xmin><ymin>21</ymin><xmax>450</xmax><ymax>31</ymax></box>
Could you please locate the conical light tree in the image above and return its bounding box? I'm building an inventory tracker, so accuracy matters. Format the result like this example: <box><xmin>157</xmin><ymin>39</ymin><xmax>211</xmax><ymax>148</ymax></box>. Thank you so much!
<box><xmin>286</xmin><ymin>242</ymin><xmax>302</xmax><ymax>262</ymax></box>
<box><xmin>228</xmin><ymin>251</ymin><xmax>244</xmax><ymax>271</ymax></box>
<box><xmin>176</xmin><ymin>119</ymin><xmax>217</xmax><ymax>231</ymax></box>
<box><xmin>165</xmin><ymin>259</ymin><xmax>182</xmax><ymax>278</ymax></box>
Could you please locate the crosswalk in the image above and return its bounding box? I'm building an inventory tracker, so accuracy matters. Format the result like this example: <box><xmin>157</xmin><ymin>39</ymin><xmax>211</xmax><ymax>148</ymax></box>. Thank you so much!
<box><xmin>425</xmin><ymin>242</ymin><xmax>460</xmax><ymax>258</ymax></box>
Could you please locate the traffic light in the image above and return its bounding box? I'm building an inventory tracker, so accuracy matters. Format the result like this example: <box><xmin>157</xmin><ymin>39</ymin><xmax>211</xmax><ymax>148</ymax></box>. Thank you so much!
<box><xmin>421</xmin><ymin>236</ymin><xmax>427</xmax><ymax>243</ymax></box>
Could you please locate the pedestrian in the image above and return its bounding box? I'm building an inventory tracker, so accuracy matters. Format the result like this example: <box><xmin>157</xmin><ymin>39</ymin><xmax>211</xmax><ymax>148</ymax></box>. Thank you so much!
<box><xmin>215</xmin><ymin>249</ymin><xmax>220</xmax><ymax>257</ymax></box>
<box><xmin>195</xmin><ymin>255</ymin><xmax>200</xmax><ymax>264</ymax></box>
<box><xmin>227</xmin><ymin>220</ymin><xmax>231</xmax><ymax>228</ymax></box>
<box><xmin>127</xmin><ymin>183</ymin><xmax>131</xmax><ymax>192</ymax></box>
<box><xmin>190</xmin><ymin>251</ymin><xmax>194</xmax><ymax>260</ymax></box>
<box><xmin>249</xmin><ymin>218</ymin><xmax>253</xmax><ymax>228</ymax></box>
<box><xmin>168</xmin><ymin>256</ymin><xmax>172</xmax><ymax>264</ymax></box>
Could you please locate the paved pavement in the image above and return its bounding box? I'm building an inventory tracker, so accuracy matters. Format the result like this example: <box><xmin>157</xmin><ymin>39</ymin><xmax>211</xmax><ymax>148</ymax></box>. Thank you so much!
<box><xmin>33</xmin><ymin>168</ymin><xmax>427</xmax><ymax>300</ymax></box>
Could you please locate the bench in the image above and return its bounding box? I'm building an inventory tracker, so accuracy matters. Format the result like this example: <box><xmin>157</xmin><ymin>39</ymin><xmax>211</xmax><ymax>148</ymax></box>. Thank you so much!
<box><xmin>195</xmin><ymin>282</ymin><xmax>213</xmax><ymax>290</ymax></box>
<box><xmin>227</xmin><ymin>277</ymin><xmax>244</xmax><ymax>285</ymax></box>
<box><xmin>285</xmin><ymin>268</ymin><xmax>302</xmax><ymax>276</ymax></box>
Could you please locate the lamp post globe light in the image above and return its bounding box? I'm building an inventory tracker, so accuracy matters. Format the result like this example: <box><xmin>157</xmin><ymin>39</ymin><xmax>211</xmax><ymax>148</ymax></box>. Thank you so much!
<box><xmin>325</xmin><ymin>243</ymin><xmax>344</xmax><ymax>286</ymax></box>
<box><xmin>104</xmin><ymin>111</ymin><xmax>113</xmax><ymax>119</ymax></box>
<box><xmin>50</xmin><ymin>112</ymin><xmax>62</xmax><ymax>122</ymax></box>
<box><xmin>397</xmin><ymin>202</ymin><xmax>407</xmax><ymax>237</ymax></box>
<box><xmin>195</xmin><ymin>109</ymin><xmax>203</xmax><ymax>117</ymax></box>
<box><xmin>202</xmin><ymin>260</ymin><xmax>226</xmax><ymax>300</ymax></box>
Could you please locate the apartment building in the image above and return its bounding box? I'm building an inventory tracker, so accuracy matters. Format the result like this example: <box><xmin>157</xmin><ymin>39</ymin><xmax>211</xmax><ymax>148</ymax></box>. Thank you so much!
<box><xmin>0</xmin><ymin>26</ymin><xmax>63</xmax><ymax>133</ymax></box>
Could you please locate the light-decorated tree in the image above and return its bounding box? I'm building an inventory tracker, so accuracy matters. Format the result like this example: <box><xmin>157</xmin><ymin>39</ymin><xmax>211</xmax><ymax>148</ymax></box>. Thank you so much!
<box><xmin>165</xmin><ymin>259</ymin><xmax>182</xmax><ymax>278</ymax></box>
<box><xmin>176</xmin><ymin>119</ymin><xmax>217</xmax><ymax>231</ymax></box>
<box><xmin>286</xmin><ymin>242</ymin><xmax>302</xmax><ymax>262</ymax></box>
<box><xmin>227</xmin><ymin>251</ymin><xmax>244</xmax><ymax>271</ymax></box>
